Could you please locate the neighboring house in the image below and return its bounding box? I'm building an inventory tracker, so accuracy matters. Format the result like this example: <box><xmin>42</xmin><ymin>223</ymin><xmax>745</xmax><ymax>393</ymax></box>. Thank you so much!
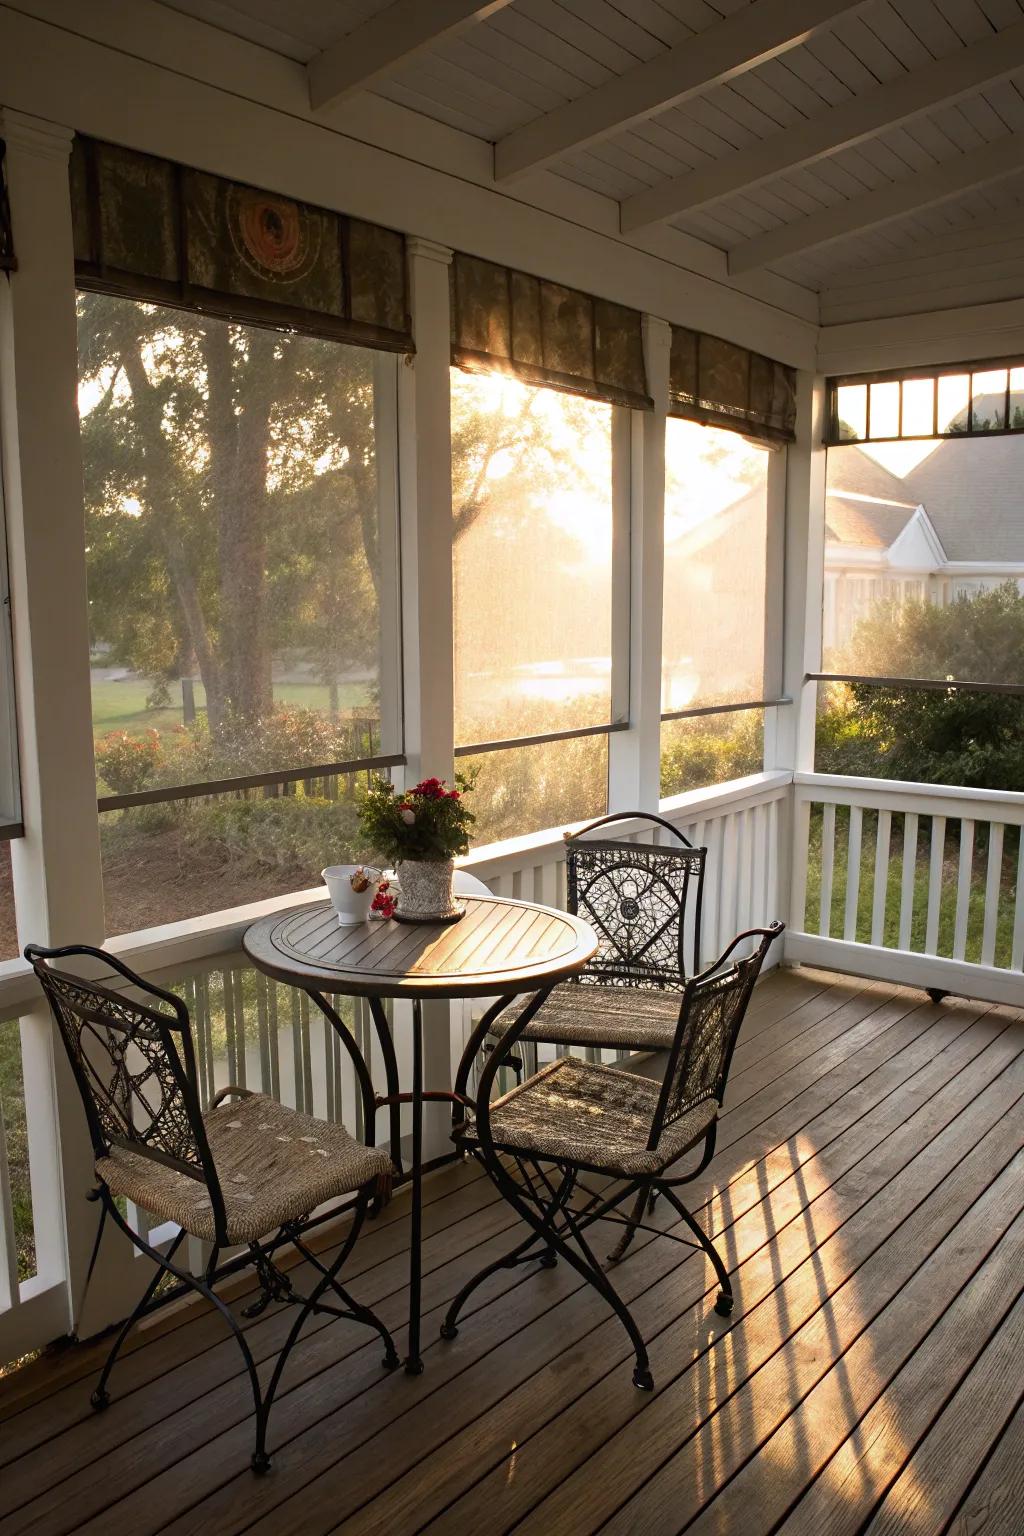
<box><xmin>662</xmin><ymin>487</ymin><xmax>767</xmax><ymax>710</ymax></box>
<box><xmin>823</xmin><ymin>423</ymin><xmax>1024</xmax><ymax>656</ymax></box>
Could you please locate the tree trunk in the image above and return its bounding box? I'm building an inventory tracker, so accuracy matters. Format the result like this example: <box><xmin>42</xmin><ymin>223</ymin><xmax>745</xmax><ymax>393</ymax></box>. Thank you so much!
<box><xmin>203</xmin><ymin>325</ymin><xmax>275</xmax><ymax>728</ymax></box>
<box><xmin>120</xmin><ymin>345</ymin><xmax>224</xmax><ymax>724</ymax></box>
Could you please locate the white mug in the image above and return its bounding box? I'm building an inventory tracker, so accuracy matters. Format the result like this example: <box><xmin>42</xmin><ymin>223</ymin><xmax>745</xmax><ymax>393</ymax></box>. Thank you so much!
<box><xmin>322</xmin><ymin>865</ymin><xmax>379</xmax><ymax>925</ymax></box>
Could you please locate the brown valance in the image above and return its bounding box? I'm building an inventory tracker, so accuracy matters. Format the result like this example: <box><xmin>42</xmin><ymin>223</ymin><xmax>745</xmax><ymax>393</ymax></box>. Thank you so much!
<box><xmin>69</xmin><ymin>136</ymin><xmax>412</xmax><ymax>353</ymax></box>
<box><xmin>450</xmin><ymin>251</ymin><xmax>652</xmax><ymax>411</ymax></box>
<box><xmin>669</xmin><ymin>325</ymin><xmax>796</xmax><ymax>445</ymax></box>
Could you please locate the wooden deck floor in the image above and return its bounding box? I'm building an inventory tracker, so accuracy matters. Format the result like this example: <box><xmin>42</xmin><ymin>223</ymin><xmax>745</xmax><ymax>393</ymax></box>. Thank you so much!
<box><xmin>1</xmin><ymin>966</ymin><xmax>1023</xmax><ymax>1536</ymax></box>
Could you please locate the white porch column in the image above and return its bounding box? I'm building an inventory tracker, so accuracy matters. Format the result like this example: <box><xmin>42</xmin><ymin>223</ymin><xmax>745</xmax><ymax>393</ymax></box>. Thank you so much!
<box><xmin>0</xmin><ymin>109</ymin><xmax>135</xmax><ymax>1336</ymax></box>
<box><xmin>772</xmin><ymin>368</ymin><xmax>828</xmax><ymax>775</ymax></box>
<box><xmin>397</xmin><ymin>237</ymin><xmax>456</xmax><ymax>1160</ymax></box>
<box><xmin>608</xmin><ymin>313</ymin><xmax>670</xmax><ymax>814</ymax></box>
<box><xmin>773</xmin><ymin>369</ymin><xmax>828</xmax><ymax>937</ymax></box>
<box><xmin>399</xmin><ymin>237</ymin><xmax>455</xmax><ymax>787</ymax></box>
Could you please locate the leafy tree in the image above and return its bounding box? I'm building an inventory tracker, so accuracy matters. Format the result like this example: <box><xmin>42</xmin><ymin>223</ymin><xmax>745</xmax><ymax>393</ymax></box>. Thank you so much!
<box><xmin>817</xmin><ymin>582</ymin><xmax>1024</xmax><ymax>790</ymax></box>
<box><xmin>79</xmin><ymin>297</ymin><xmax>570</xmax><ymax>749</ymax></box>
<box><xmin>79</xmin><ymin>292</ymin><xmax>380</xmax><ymax>734</ymax></box>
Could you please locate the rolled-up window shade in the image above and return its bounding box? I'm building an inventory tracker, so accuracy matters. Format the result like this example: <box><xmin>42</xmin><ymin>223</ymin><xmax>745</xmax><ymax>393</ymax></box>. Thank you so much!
<box><xmin>450</xmin><ymin>251</ymin><xmax>652</xmax><ymax>410</ymax></box>
<box><xmin>669</xmin><ymin>324</ymin><xmax>796</xmax><ymax>444</ymax></box>
<box><xmin>69</xmin><ymin>136</ymin><xmax>413</xmax><ymax>353</ymax></box>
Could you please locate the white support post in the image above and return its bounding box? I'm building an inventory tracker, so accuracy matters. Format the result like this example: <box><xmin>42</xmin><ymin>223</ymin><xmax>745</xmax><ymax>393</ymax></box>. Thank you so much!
<box><xmin>399</xmin><ymin>238</ymin><xmax>455</xmax><ymax>788</ymax></box>
<box><xmin>0</xmin><ymin>108</ymin><xmax>136</xmax><ymax>1335</ymax></box>
<box><xmin>373</xmin><ymin>352</ymin><xmax>403</xmax><ymax>759</ymax></box>
<box><xmin>397</xmin><ymin>237</ymin><xmax>456</xmax><ymax>1161</ymax></box>
<box><xmin>776</xmin><ymin>370</ymin><xmax>828</xmax><ymax>941</ymax></box>
<box><xmin>608</xmin><ymin>314</ymin><xmax>670</xmax><ymax>815</ymax></box>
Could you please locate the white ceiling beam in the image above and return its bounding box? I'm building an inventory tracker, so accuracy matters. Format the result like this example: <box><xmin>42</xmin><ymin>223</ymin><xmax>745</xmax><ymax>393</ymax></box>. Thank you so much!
<box><xmin>308</xmin><ymin>0</ymin><xmax>514</xmax><ymax>112</ymax></box>
<box><xmin>727</xmin><ymin>133</ymin><xmax>1024</xmax><ymax>274</ymax></box>
<box><xmin>621</xmin><ymin>21</ymin><xmax>1024</xmax><ymax>232</ymax></box>
<box><xmin>494</xmin><ymin>0</ymin><xmax>867</xmax><ymax>182</ymax></box>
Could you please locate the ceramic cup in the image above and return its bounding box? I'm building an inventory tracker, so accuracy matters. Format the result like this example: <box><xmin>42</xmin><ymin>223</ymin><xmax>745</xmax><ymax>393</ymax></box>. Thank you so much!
<box><xmin>322</xmin><ymin>865</ymin><xmax>378</xmax><ymax>925</ymax></box>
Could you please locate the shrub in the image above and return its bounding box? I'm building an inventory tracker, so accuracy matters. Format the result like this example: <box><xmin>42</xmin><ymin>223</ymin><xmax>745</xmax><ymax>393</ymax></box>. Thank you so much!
<box><xmin>151</xmin><ymin>706</ymin><xmax>378</xmax><ymax>788</ymax></box>
<box><xmin>94</xmin><ymin>729</ymin><xmax>163</xmax><ymax>795</ymax></box>
<box><xmin>818</xmin><ymin>582</ymin><xmax>1024</xmax><ymax>791</ymax></box>
<box><xmin>183</xmin><ymin>795</ymin><xmax>366</xmax><ymax>875</ymax></box>
<box><xmin>660</xmin><ymin>712</ymin><xmax>764</xmax><ymax>798</ymax></box>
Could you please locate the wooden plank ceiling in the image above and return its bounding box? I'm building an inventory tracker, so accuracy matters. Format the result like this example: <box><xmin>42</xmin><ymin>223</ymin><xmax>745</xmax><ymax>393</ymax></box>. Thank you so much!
<box><xmin>161</xmin><ymin>0</ymin><xmax>1024</xmax><ymax>317</ymax></box>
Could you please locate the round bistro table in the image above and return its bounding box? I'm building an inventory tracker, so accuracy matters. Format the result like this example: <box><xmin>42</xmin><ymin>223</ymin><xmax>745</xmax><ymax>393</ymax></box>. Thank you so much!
<box><xmin>243</xmin><ymin>893</ymin><xmax>598</xmax><ymax>1373</ymax></box>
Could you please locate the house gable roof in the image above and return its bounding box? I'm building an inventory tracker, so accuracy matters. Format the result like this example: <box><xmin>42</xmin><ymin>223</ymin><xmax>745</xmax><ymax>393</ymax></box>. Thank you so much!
<box><xmin>901</xmin><ymin>431</ymin><xmax>1024</xmax><ymax>562</ymax></box>
<box><xmin>825</xmin><ymin>436</ymin><xmax>1024</xmax><ymax>565</ymax></box>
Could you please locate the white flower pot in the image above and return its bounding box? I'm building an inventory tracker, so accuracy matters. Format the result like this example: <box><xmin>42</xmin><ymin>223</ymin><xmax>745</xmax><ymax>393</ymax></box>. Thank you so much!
<box><xmin>322</xmin><ymin>865</ymin><xmax>377</xmax><ymax>925</ymax></box>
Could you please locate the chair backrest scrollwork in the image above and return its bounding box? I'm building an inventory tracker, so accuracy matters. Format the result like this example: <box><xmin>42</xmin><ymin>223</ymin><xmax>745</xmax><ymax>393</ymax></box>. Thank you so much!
<box><xmin>565</xmin><ymin>812</ymin><xmax>706</xmax><ymax>987</ymax></box>
<box><xmin>650</xmin><ymin>922</ymin><xmax>784</xmax><ymax>1148</ymax></box>
<box><xmin>25</xmin><ymin>943</ymin><xmax>227</xmax><ymax>1241</ymax></box>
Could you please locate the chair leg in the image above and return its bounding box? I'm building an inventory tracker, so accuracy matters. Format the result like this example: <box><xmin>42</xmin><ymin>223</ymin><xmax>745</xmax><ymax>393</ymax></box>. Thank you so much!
<box><xmin>290</xmin><ymin>1198</ymin><xmax>399</xmax><ymax>1369</ymax></box>
<box><xmin>258</xmin><ymin>1200</ymin><xmax>399</xmax><ymax>1462</ymax></box>
<box><xmin>476</xmin><ymin>1152</ymin><xmax>654</xmax><ymax>1391</ymax></box>
<box><xmin>440</xmin><ymin>1203</ymin><xmax>568</xmax><ymax>1342</ymax></box>
<box><xmin>658</xmin><ymin>1184</ymin><xmax>733</xmax><ymax>1315</ymax></box>
<box><xmin>101</xmin><ymin>1190</ymin><xmax>391</xmax><ymax>1475</ymax></box>
<box><xmin>554</xmin><ymin>1186</ymin><xmax>654</xmax><ymax>1390</ymax></box>
<box><xmin>102</xmin><ymin>1196</ymin><xmax>268</xmax><ymax>1468</ymax></box>
<box><xmin>605</xmin><ymin>1183</ymin><xmax>652</xmax><ymax>1267</ymax></box>
<box><xmin>91</xmin><ymin>1220</ymin><xmax>187</xmax><ymax>1410</ymax></box>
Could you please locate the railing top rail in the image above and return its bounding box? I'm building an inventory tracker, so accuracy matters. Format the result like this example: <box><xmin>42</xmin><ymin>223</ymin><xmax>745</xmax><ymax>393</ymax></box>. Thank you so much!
<box><xmin>464</xmin><ymin>771</ymin><xmax>793</xmax><ymax>876</ymax></box>
<box><xmin>795</xmin><ymin>771</ymin><xmax>1024</xmax><ymax>816</ymax></box>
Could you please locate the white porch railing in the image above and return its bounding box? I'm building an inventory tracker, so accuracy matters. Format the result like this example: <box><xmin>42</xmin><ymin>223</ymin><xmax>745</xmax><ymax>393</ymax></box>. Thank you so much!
<box><xmin>0</xmin><ymin>770</ymin><xmax>790</xmax><ymax>1367</ymax></box>
<box><xmin>789</xmin><ymin>773</ymin><xmax>1024</xmax><ymax>1008</ymax></box>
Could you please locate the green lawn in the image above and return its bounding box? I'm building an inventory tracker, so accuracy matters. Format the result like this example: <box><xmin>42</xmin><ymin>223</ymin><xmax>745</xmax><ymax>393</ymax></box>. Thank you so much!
<box><xmin>803</xmin><ymin>806</ymin><xmax>1021</xmax><ymax>970</ymax></box>
<box><xmin>90</xmin><ymin>676</ymin><xmax>373</xmax><ymax>740</ymax></box>
<box><xmin>0</xmin><ymin>1019</ymin><xmax>33</xmax><ymax>1286</ymax></box>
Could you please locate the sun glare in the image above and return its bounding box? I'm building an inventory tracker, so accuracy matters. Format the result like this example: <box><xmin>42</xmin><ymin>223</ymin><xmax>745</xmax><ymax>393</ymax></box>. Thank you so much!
<box><xmin>860</xmin><ymin>439</ymin><xmax>941</xmax><ymax>475</ymax></box>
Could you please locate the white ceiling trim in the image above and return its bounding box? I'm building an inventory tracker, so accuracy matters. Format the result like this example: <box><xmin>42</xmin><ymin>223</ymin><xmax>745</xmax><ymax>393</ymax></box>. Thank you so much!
<box><xmin>493</xmin><ymin>0</ymin><xmax>868</xmax><ymax>183</ymax></box>
<box><xmin>818</xmin><ymin>295</ymin><xmax>1024</xmax><ymax>375</ymax></box>
<box><xmin>729</xmin><ymin>133</ymin><xmax>1024</xmax><ymax>275</ymax></box>
<box><xmin>621</xmin><ymin>22</ymin><xmax>1024</xmax><ymax>233</ymax></box>
<box><xmin>308</xmin><ymin>0</ymin><xmax>514</xmax><ymax>113</ymax></box>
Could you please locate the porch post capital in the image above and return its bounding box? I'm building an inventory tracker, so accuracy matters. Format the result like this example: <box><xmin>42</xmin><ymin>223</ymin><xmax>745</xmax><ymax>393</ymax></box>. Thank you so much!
<box><xmin>406</xmin><ymin>236</ymin><xmax>454</xmax><ymax>266</ymax></box>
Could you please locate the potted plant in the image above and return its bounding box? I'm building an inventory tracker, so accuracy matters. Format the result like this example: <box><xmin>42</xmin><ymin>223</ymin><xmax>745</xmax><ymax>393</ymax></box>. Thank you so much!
<box><xmin>358</xmin><ymin>773</ymin><xmax>476</xmax><ymax>922</ymax></box>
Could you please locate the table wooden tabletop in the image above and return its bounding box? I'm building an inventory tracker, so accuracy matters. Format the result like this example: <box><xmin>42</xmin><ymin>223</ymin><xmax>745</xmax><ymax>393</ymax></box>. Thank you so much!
<box><xmin>242</xmin><ymin>894</ymin><xmax>598</xmax><ymax>999</ymax></box>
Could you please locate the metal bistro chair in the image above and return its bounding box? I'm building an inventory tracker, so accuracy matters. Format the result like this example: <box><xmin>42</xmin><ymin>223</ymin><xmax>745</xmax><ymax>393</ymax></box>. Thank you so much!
<box><xmin>468</xmin><ymin>811</ymin><xmax>707</xmax><ymax>1259</ymax></box>
<box><xmin>484</xmin><ymin>811</ymin><xmax>707</xmax><ymax>1073</ymax></box>
<box><xmin>445</xmin><ymin>923</ymin><xmax>784</xmax><ymax>1393</ymax></box>
<box><xmin>25</xmin><ymin>943</ymin><xmax>399</xmax><ymax>1474</ymax></box>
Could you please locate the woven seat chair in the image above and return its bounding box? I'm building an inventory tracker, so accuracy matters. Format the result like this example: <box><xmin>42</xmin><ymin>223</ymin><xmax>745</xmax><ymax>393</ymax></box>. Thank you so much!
<box><xmin>445</xmin><ymin>922</ymin><xmax>783</xmax><ymax>1393</ymax></box>
<box><xmin>461</xmin><ymin>811</ymin><xmax>706</xmax><ymax>1259</ymax></box>
<box><xmin>26</xmin><ymin>943</ymin><xmax>399</xmax><ymax>1474</ymax></box>
<box><xmin>484</xmin><ymin>811</ymin><xmax>706</xmax><ymax>1064</ymax></box>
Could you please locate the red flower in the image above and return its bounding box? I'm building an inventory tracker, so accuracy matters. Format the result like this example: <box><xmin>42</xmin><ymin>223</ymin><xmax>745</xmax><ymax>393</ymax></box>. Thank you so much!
<box><xmin>411</xmin><ymin>776</ymin><xmax>448</xmax><ymax>800</ymax></box>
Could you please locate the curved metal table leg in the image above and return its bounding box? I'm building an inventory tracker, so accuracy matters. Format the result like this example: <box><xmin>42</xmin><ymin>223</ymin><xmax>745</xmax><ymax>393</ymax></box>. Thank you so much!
<box><xmin>306</xmin><ymin>990</ymin><xmax>378</xmax><ymax>1151</ymax></box>
<box><xmin>452</xmin><ymin>992</ymin><xmax>521</xmax><ymax>1124</ymax></box>
<box><xmin>367</xmin><ymin>995</ymin><xmax>404</xmax><ymax>1174</ymax></box>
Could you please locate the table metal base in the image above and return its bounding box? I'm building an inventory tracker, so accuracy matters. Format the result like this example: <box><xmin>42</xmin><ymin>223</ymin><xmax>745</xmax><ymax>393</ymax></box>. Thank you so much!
<box><xmin>306</xmin><ymin>986</ymin><xmax>551</xmax><ymax>1374</ymax></box>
